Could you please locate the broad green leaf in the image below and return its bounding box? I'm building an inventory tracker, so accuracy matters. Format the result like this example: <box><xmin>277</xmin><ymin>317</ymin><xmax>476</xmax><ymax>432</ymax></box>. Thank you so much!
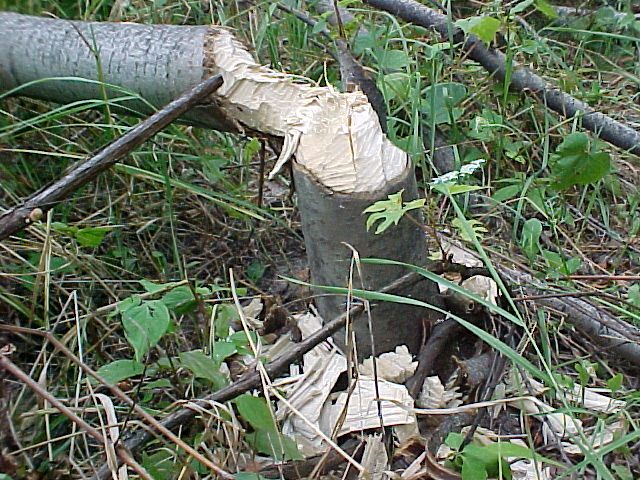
<box><xmin>492</xmin><ymin>184</ymin><xmax>521</xmax><ymax>202</ymax></box>
<box><xmin>379</xmin><ymin>72</ymin><xmax>410</xmax><ymax>101</ymax></box>
<box><xmin>471</xmin><ymin>16</ymin><xmax>501</xmax><ymax>44</ymax></box>
<box><xmin>139</xmin><ymin>279</ymin><xmax>174</xmax><ymax>294</ymax></box>
<box><xmin>51</xmin><ymin>221</ymin><xmax>77</xmax><ymax>235</ymax></box>
<box><xmin>445</xmin><ymin>432</ymin><xmax>464</xmax><ymax>449</ymax></box>
<box><xmin>161</xmin><ymin>285</ymin><xmax>197</xmax><ymax>314</ymax></box>
<box><xmin>122</xmin><ymin>300</ymin><xmax>170</xmax><ymax>361</ymax></box>
<box><xmin>140</xmin><ymin>378</ymin><xmax>172</xmax><ymax>390</ymax></box>
<box><xmin>480</xmin><ymin>441</ymin><xmax>538</xmax><ymax>460</ymax></box>
<box><xmin>550</xmin><ymin>133</ymin><xmax>610</xmax><ymax>190</ymax></box>
<box><xmin>378</xmin><ymin>49</ymin><xmax>413</xmax><ymax>70</ymax></box>
<box><xmin>456</xmin><ymin>16</ymin><xmax>501</xmax><ymax>44</ymax></box>
<box><xmin>212</xmin><ymin>340</ymin><xmax>237</xmax><ymax>364</ymax></box>
<box><xmin>179</xmin><ymin>350</ymin><xmax>228</xmax><ymax>389</ymax></box>
<box><xmin>234</xmin><ymin>394</ymin><xmax>277</xmax><ymax>431</ymax></box>
<box><xmin>246</xmin><ymin>430</ymin><xmax>303</xmax><ymax>461</ymax></box>
<box><xmin>95</xmin><ymin>359</ymin><xmax>145</xmax><ymax>384</ymax></box>
<box><xmin>229</xmin><ymin>330</ymin><xmax>258</xmax><ymax>348</ymax></box>
<box><xmin>141</xmin><ymin>450</ymin><xmax>176</xmax><ymax>480</ymax></box>
<box><xmin>421</xmin><ymin>82</ymin><xmax>467</xmax><ymax>125</ymax></box>
<box><xmin>460</xmin><ymin>453</ymin><xmax>488</xmax><ymax>480</ymax></box>
<box><xmin>75</xmin><ymin>227</ymin><xmax>108</xmax><ymax>247</ymax></box>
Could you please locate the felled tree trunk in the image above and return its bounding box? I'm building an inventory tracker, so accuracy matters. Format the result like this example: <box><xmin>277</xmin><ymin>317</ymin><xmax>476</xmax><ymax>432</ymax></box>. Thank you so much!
<box><xmin>0</xmin><ymin>12</ymin><xmax>442</xmax><ymax>358</ymax></box>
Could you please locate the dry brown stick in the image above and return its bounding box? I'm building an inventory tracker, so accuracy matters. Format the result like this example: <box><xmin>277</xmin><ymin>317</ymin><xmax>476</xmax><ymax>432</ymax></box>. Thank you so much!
<box><xmin>0</xmin><ymin>353</ymin><xmax>153</xmax><ymax>480</ymax></box>
<box><xmin>0</xmin><ymin>74</ymin><xmax>223</xmax><ymax>241</ymax></box>
<box><xmin>406</xmin><ymin>318</ymin><xmax>462</xmax><ymax>399</ymax></box>
<box><xmin>362</xmin><ymin>0</ymin><xmax>640</xmax><ymax>155</ymax></box>
<box><xmin>0</xmin><ymin>325</ymin><xmax>237</xmax><ymax>480</ymax></box>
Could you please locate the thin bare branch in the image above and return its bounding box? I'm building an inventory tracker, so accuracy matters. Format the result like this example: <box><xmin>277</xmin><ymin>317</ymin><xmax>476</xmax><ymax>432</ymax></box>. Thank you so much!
<box><xmin>0</xmin><ymin>74</ymin><xmax>223</xmax><ymax>241</ymax></box>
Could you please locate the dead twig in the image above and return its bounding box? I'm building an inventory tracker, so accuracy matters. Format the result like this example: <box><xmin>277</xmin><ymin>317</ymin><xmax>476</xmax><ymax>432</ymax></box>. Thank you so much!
<box><xmin>0</xmin><ymin>325</ymin><xmax>238</xmax><ymax>480</ymax></box>
<box><xmin>0</xmin><ymin>74</ymin><xmax>223</xmax><ymax>241</ymax></box>
<box><xmin>0</xmin><ymin>353</ymin><xmax>153</xmax><ymax>480</ymax></box>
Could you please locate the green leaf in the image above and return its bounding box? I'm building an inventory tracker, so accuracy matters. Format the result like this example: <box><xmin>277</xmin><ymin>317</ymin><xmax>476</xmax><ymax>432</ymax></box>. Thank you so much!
<box><xmin>212</xmin><ymin>340</ymin><xmax>238</xmax><ymax>363</ymax></box>
<box><xmin>550</xmin><ymin>133</ymin><xmax>610</xmax><ymax>190</ymax></box>
<box><xmin>179</xmin><ymin>350</ymin><xmax>228</xmax><ymax>389</ymax></box>
<box><xmin>521</xmin><ymin>218</ymin><xmax>542</xmax><ymax>259</ymax></box>
<box><xmin>160</xmin><ymin>285</ymin><xmax>197</xmax><ymax>314</ymax></box>
<box><xmin>445</xmin><ymin>432</ymin><xmax>465</xmax><ymax>449</ymax></box>
<box><xmin>468</xmin><ymin>109</ymin><xmax>504</xmax><ymax>140</ymax></box>
<box><xmin>364</xmin><ymin>190</ymin><xmax>425</xmax><ymax>234</ymax></box>
<box><xmin>433</xmin><ymin>183</ymin><xmax>484</xmax><ymax>195</ymax></box>
<box><xmin>534</xmin><ymin>0</ymin><xmax>558</xmax><ymax>18</ymax></box>
<box><xmin>139</xmin><ymin>279</ymin><xmax>174</xmax><ymax>294</ymax></box>
<box><xmin>510</xmin><ymin>0</ymin><xmax>534</xmax><ymax>14</ymax></box>
<box><xmin>421</xmin><ymin>82</ymin><xmax>467</xmax><ymax>125</ymax></box>
<box><xmin>141</xmin><ymin>450</ymin><xmax>177</xmax><ymax>480</ymax></box>
<box><xmin>121</xmin><ymin>300</ymin><xmax>170</xmax><ymax>361</ymax></box>
<box><xmin>246</xmin><ymin>261</ymin><xmax>269</xmax><ymax>283</ymax></box>
<box><xmin>312</xmin><ymin>18</ymin><xmax>328</xmax><ymax>35</ymax></box>
<box><xmin>229</xmin><ymin>330</ymin><xmax>258</xmax><ymax>348</ymax></box>
<box><xmin>575</xmin><ymin>362</ymin><xmax>589</xmax><ymax>387</ymax></box>
<box><xmin>492</xmin><ymin>184</ymin><xmax>521</xmax><ymax>202</ymax></box>
<box><xmin>51</xmin><ymin>221</ymin><xmax>77</xmax><ymax>235</ymax></box>
<box><xmin>95</xmin><ymin>359</ymin><xmax>145</xmax><ymax>384</ymax></box>
<box><xmin>379</xmin><ymin>72</ymin><xmax>410</xmax><ymax>101</ymax></box>
<box><xmin>235</xmin><ymin>394</ymin><xmax>277</xmax><ymax>431</ymax></box>
<box><xmin>541</xmin><ymin>250</ymin><xmax>580</xmax><ymax>275</ymax></box>
<box><xmin>140</xmin><ymin>378</ymin><xmax>172</xmax><ymax>390</ymax></box>
<box><xmin>75</xmin><ymin>227</ymin><xmax>108</xmax><ymax>247</ymax></box>
<box><xmin>628</xmin><ymin>284</ymin><xmax>640</xmax><ymax>307</ymax></box>
<box><xmin>456</xmin><ymin>16</ymin><xmax>501</xmax><ymax>44</ymax></box>
<box><xmin>246</xmin><ymin>430</ymin><xmax>303</xmax><ymax>461</ymax></box>
<box><xmin>378</xmin><ymin>49</ymin><xmax>413</xmax><ymax>70</ymax></box>
<box><xmin>243</xmin><ymin>137</ymin><xmax>261</xmax><ymax>163</ymax></box>
<box><xmin>480</xmin><ymin>441</ymin><xmax>539</xmax><ymax>460</ymax></box>
<box><xmin>452</xmin><ymin>218</ymin><xmax>487</xmax><ymax>242</ymax></box>
<box><xmin>460</xmin><ymin>453</ymin><xmax>488</xmax><ymax>480</ymax></box>
<box><xmin>607</xmin><ymin>373</ymin><xmax>623</xmax><ymax>392</ymax></box>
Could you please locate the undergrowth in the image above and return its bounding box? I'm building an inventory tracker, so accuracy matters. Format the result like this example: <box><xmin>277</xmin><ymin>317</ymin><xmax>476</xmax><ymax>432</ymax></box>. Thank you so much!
<box><xmin>1</xmin><ymin>0</ymin><xmax>639</xmax><ymax>479</ymax></box>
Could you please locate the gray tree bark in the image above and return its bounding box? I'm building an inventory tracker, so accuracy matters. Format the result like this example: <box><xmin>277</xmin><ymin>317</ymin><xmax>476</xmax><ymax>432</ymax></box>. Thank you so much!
<box><xmin>0</xmin><ymin>12</ymin><xmax>442</xmax><ymax>359</ymax></box>
<box><xmin>294</xmin><ymin>164</ymin><xmax>441</xmax><ymax>359</ymax></box>
<box><xmin>0</xmin><ymin>12</ymin><xmax>237</xmax><ymax>132</ymax></box>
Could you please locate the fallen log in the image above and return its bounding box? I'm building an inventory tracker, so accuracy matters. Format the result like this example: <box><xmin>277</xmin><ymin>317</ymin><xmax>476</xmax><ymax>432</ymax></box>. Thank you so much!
<box><xmin>362</xmin><ymin>0</ymin><xmax>640</xmax><ymax>156</ymax></box>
